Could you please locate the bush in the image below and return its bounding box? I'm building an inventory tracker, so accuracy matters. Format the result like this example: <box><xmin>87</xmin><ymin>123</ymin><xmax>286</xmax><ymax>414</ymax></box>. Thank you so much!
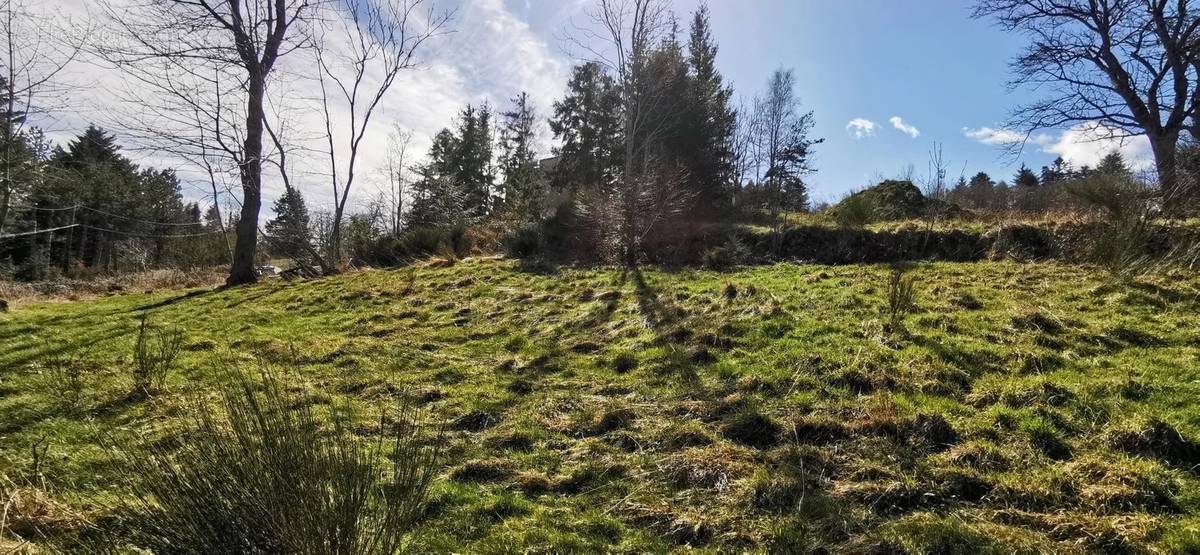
<box><xmin>502</xmin><ymin>225</ymin><xmax>543</xmax><ymax>258</ymax></box>
<box><xmin>827</xmin><ymin>191</ymin><xmax>877</xmax><ymax>228</ymax></box>
<box><xmin>830</xmin><ymin>180</ymin><xmax>925</xmax><ymax>225</ymax></box>
<box><xmin>354</xmin><ymin>225</ymin><xmax>472</xmax><ymax>267</ymax></box>
<box><xmin>131</xmin><ymin>315</ymin><xmax>183</xmax><ymax>396</ymax></box>
<box><xmin>119</xmin><ymin>366</ymin><xmax>441</xmax><ymax>553</ymax></box>
<box><xmin>702</xmin><ymin>238</ymin><xmax>749</xmax><ymax>271</ymax></box>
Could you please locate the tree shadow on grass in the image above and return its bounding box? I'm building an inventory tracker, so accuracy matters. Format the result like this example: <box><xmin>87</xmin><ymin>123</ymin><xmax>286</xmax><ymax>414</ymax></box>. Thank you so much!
<box><xmin>1124</xmin><ymin>280</ymin><xmax>1200</xmax><ymax>307</ymax></box>
<box><xmin>130</xmin><ymin>288</ymin><xmax>214</xmax><ymax>312</ymax></box>
<box><xmin>0</xmin><ymin>326</ymin><xmax>131</xmax><ymax>371</ymax></box>
<box><xmin>626</xmin><ymin>266</ymin><xmax>676</xmax><ymax>331</ymax></box>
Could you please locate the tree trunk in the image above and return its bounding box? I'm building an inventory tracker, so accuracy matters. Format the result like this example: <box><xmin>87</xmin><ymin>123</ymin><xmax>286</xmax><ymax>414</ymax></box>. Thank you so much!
<box><xmin>329</xmin><ymin>220</ymin><xmax>341</xmax><ymax>269</ymax></box>
<box><xmin>226</xmin><ymin>76</ymin><xmax>267</xmax><ymax>286</ymax></box>
<box><xmin>0</xmin><ymin>187</ymin><xmax>9</xmax><ymax>234</ymax></box>
<box><xmin>1149</xmin><ymin>130</ymin><xmax>1185</xmax><ymax>216</ymax></box>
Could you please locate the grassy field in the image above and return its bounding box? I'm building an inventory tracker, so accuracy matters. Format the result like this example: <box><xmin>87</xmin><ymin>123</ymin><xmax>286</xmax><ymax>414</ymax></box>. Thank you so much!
<box><xmin>2</xmin><ymin>257</ymin><xmax>1199</xmax><ymax>552</ymax></box>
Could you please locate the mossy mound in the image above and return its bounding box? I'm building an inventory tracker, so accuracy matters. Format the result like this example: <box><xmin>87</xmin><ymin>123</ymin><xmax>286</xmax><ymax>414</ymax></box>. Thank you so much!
<box><xmin>828</xmin><ymin>180</ymin><xmax>961</xmax><ymax>224</ymax></box>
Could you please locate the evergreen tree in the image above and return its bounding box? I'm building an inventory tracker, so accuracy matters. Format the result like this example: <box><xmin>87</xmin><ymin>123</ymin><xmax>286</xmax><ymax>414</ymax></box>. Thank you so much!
<box><xmin>1040</xmin><ymin>157</ymin><xmax>1073</xmax><ymax>185</ymax></box>
<box><xmin>264</xmin><ymin>186</ymin><xmax>312</xmax><ymax>261</ymax></box>
<box><xmin>408</xmin><ymin>129</ymin><xmax>467</xmax><ymax>228</ymax></box>
<box><xmin>453</xmin><ymin>104</ymin><xmax>495</xmax><ymax>218</ymax></box>
<box><xmin>1014</xmin><ymin>164</ymin><xmax>1040</xmax><ymax>188</ymax></box>
<box><xmin>638</xmin><ymin>21</ymin><xmax>690</xmax><ymax>171</ymax></box>
<box><xmin>498</xmin><ymin>92</ymin><xmax>547</xmax><ymax>221</ymax></box>
<box><xmin>41</xmin><ymin>127</ymin><xmax>146</xmax><ymax>267</ymax></box>
<box><xmin>682</xmin><ymin>3</ymin><xmax>736</xmax><ymax>213</ymax></box>
<box><xmin>1096</xmin><ymin>151</ymin><xmax>1132</xmax><ymax>178</ymax></box>
<box><xmin>550</xmin><ymin>62</ymin><xmax>623</xmax><ymax>192</ymax></box>
<box><xmin>1013</xmin><ymin>164</ymin><xmax>1041</xmax><ymax>211</ymax></box>
<box><xmin>966</xmin><ymin>172</ymin><xmax>995</xmax><ymax>209</ymax></box>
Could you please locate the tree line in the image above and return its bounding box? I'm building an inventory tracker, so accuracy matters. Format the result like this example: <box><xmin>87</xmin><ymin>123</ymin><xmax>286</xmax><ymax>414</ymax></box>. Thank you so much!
<box><xmin>3</xmin><ymin>0</ymin><xmax>1200</xmax><ymax>284</ymax></box>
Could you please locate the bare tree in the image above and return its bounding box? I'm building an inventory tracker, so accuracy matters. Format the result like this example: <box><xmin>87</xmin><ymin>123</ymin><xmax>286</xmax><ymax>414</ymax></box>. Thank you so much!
<box><xmin>384</xmin><ymin>125</ymin><xmax>413</xmax><ymax>236</ymax></box>
<box><xmin>922</xmin><ymin>142</ymin><xmax>949</xmax><ymax>200</ymax></box>
<box><xmin>570</xmin><ymin>0</ymin><xmax>692</xmax><ymax>266</ymax></box>
<box><xmin>100</xmin><ymin>0</ymin><xmax>315</xmax><ymax>285</ymax></box>
<box><xmin>749</xmin><ymin>68</ymin><xmax>820</xmax><ymax>220</ymax></box>
<box><xmin>311</xmin><ymin>0</ymin><xmax>450</xmax><ymax>268</ymax></box>
<box><xmin>0</xmin><ymin>0</ymin><xmax>81</xmax><ymax>234</ymax></box>
<box><xmin>974</xmin><ymin>0</ymin><xmax>1200</xmax><ymax>214</ymax></box>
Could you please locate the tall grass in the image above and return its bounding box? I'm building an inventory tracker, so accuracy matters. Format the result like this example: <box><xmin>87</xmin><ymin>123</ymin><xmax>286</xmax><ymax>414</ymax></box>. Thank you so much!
<box><xmin>118</xmin><ymin>365</ymin><xmax>441</xmax><ymax>554</ymax></box>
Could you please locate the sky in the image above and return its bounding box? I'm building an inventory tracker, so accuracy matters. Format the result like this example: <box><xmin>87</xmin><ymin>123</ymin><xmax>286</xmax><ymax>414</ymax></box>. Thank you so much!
<box><xmin>37</xmin><ymin>0</ymin><xmax>1156</xmax><ymax>211</ymax></box>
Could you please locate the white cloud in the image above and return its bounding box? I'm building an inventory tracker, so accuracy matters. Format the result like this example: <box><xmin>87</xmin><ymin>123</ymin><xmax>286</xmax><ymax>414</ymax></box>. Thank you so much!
<box><xmin>962</xmin><ymin>126</ymin><xmax>1024</xmax><ymax>145</ymax></box>
<box><xmin>845</xmin><ymin>118</ymin><xmax>877</xmax><ymax>139</ymax></box>
<box><xmin>962</xmin><ymin>123</ymin><xmax>1154</xmax><ymax>172</ymax></box>
<box><xmin>1041</xmin><ymin>123</ymin><xmax>1154</xmax><ymax>172</ymax></box>
<box><xmin>889</xmin><ymin>116</ymin><xmax>919</xmax><ymax>139</ymax></box>
<box><xmin>961</xmin><ymin>126</ymin><xmax>1054</xmax><ymax>147</ymax></box>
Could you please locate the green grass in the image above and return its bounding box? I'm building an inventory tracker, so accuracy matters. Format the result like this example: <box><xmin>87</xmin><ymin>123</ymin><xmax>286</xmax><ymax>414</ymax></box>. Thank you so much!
<box><xmin>3</xmin><ymin>257</ymin><xmax>1200</xmax><ymax>552</ymax></box>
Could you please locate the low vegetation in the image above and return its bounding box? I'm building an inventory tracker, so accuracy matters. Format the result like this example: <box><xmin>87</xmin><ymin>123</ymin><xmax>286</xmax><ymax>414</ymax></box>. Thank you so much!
<box><xmin>2</xmin><ymin>257</ymin><xmax>1198</xmax><ymax>551</ymax></box>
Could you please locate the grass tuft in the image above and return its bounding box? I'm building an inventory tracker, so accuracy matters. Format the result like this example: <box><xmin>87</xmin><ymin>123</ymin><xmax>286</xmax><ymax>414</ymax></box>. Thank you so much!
<box><xmin>116</xmin><ymin>365</ymin><xmax>441</xmax><ymax>554</ymax></box>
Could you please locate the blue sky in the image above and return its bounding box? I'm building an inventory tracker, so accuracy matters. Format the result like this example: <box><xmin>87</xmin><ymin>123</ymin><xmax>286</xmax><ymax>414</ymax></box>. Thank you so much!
<box><xmin>503</xmin><ymin>0</ymin><xmax>1153</xmax><ymax>203</ymax></box>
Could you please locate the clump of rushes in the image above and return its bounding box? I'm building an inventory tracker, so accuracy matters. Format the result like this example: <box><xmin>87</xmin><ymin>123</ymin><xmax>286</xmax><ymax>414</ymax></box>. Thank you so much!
<box><xmin>131</xmin><ymin>314</ymin><xmax>183</xmax><ymax>397</ymax></box>
<box><xmin>118</xmin><ymin>365</ymin><xmax>442</xmax><ymax>553</ymax></box>
<box><xmin>885</xmin><ymin>265</ymin><xmax>916</xmax><ymax>333</ymax></box>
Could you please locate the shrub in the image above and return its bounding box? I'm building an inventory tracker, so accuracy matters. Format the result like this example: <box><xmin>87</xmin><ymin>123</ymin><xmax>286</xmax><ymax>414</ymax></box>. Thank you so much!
<box><xmin>828</xmin><ymin>191</ymin><xmax>877</xmax><ymax>228</ymax></box>
<box><xmin>502</xmin><ymin>225</ymin><xmax>543</xmax><ymax>258</ymax></box>
<box><xmin>119</xmin><ymin>366</ymin><xmax>441</xmax><ymax>553</ymax></box>
<box><xmin>403</xmin><ymin>226</ymin><xmax>462</xmax><ymax>259</ymax></box>
<box><xmin>1065</xmin><ymin>174</ymin><xmax>1163</xmax><ymax>277</ymax></box>
<box><xmin>354</xmin><ymin>225</ymin><xmax>473</xmax><ymax>267</ymax></box>
<box><xmin>702</xmin><ymin>238</ymin><xmax>749</xmax><ymax>271</ymax></box>
<box><xmin>829</xmin><ymin>180</ymin><xmax>929</xmax><ymax>227</ymax></box>
<box><xmin>131</xmin><ymin>315</ymin><xmax>183</xmax><ymax>396</ymax></box>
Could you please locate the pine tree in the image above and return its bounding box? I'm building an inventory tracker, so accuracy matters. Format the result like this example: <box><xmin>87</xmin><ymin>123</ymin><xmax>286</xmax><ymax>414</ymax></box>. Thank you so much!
<box><xmin>1040</xmin><ymin>157</ymin><xmax>1073</xmax><ymax>185</ymax></box>
<box><xmin>42</xmin><ymin>127</ymin><xmax>147</xmax><ymax>267</ymax></box>
<box><xmin>264</xmin><ymin>186</ymin><xmax>312</xmax><ymax>261</ymax></box>
<box><xmin>638</xmin><ymin>20</ymin><xmax>690</xmax><ymax>171</ymax></box>
<box><xmin>498</xmin><ymin>93</ymin><xmax>547</xmax><ymax>221</ymax></box>
<box><xmin>1014</xmin><ymin>164</ymin><xmax>1039</xmax><ymax>188</ymax></box>
<box><xmin>454</xmin><ymin>104</ymin><xmax>495</xmax><ymax>218</ymax></box>
<box><xmin>1013</xmin><ymin>164</ymin><xmax>1041</xmax><ymax>211</ymax></box>
<box><xmin>408</xmin><ymin>129</ymin><xmax>466</xmax><ymax>228</ymax></box>
<box><xmin>683</xmin><ymin>3</ymin><xmax>736</xmax><ymax>214</ymax></box>
<box><xmin>550</xmin><ymin>62</ymin><xmax>623</xmax><ymax>192</ymax></box>
<box><xmin>1096</xmin><ymin>151</ymin><xmax>1132</xmax><ymax>178</ymax></box>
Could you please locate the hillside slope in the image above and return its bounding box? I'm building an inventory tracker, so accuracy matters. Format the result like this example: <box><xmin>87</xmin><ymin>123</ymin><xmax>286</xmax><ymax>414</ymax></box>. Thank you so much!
<box><xmin>2</xmin><ymin>258</ymin><xmax>1199</xmax><ymax>552</ymax></box>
